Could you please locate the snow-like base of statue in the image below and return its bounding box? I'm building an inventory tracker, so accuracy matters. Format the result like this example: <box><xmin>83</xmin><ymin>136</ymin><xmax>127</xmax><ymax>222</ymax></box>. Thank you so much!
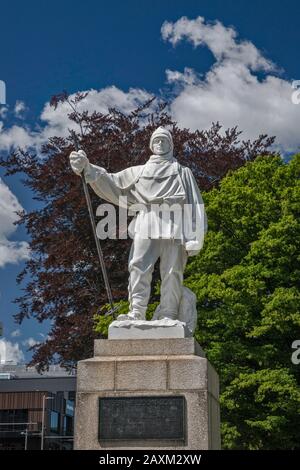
<box><xmin>108</xmin><ymin>318</ymin><xmax>190</xmax><ymax>339</ymax></box>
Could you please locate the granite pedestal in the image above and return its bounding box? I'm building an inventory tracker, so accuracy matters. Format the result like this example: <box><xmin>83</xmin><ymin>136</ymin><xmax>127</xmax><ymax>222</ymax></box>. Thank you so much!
<box><xmin>74</xmin><ymin>338</ymin><xmax>221</xmax><ymax>450</ymax></box>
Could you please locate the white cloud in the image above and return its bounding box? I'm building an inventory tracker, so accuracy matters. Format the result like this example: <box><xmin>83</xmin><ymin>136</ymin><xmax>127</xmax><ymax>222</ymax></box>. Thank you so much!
<box><xmin>0</xmin><ymin>106</ymin><xmax>8</xmax><ymax>119</ymax></box>
<box><xmin>0</xmin><ymin>178</ymin><xmax>30</xmax><ymax>267</ymax></box>
<box><xmin>14</xmin><ymin>100</ymin><xmax>26</xmax><ymax>118</ymax></box>
<box><xmin>0</xmin><ymin>122</ymin><xmax>37</xmax><ymax>151</ymax></box>
<box><xmin>22</xmin><ymin>337</ymin><xmax>39</xmax><ymax>348</ymax></box>
<box><xmin>11</xmin><ymin>329</ymin><xmax>22</xmax><ymax>338</ymax></box>
<box><xmin>0</xmin><ymin>241</ymin><xmax>29</xmax><ymax>267</ymax></box>
<box><xmin>0</xmin><ymin>338</ymin><xmax>24</xmax><ymax>364</ymax></box>
<box><xmin>0</xmin><ymin>86</ymin><xmax>154</xmax><ymax>153</ymax></box>
<box><xmin>166</xmin><ymin>67</ymin><xmax>199</xmax><ymax>86</ymax></box>
<box><xmin>1</xmin><ymin>19</ymin><xmax>300</xmax><ymax>156</ymax></box>
<box><xmin>161</xmin><ymin>16</ymin><xmax>300</xmax><ymax>154</ymax></box>
<box><xmin>161</xmin><ymin>16</ymin><xmax>275</xmax><ymax>71</ymax></box>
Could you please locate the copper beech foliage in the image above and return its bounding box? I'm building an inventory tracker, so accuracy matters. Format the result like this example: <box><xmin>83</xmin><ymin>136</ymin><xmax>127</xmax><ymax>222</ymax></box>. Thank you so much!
<box><xmin>0</xmin><ymin>91</ymin><xmax>275</xmax><ymax>370</ymax></box>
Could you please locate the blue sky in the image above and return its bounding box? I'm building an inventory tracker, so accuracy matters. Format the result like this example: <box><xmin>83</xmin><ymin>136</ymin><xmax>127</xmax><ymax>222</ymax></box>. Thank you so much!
<box><xmin>0</xmin><ymin>0</ymin><xmax>300</xmax><ymax>363</ymax></box>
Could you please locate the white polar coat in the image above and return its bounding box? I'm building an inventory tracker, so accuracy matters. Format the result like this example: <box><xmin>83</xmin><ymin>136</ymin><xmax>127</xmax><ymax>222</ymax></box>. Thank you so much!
<box><xmin>85</xmin><ymin>156</ymin><xmax>207</xmax><ymax>255</ymax></box>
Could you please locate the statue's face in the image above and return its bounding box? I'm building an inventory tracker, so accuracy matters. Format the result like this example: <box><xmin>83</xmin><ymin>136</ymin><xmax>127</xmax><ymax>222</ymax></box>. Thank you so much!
<box><xmin>152</xmin><ymin>136</ymin><xmax>171</xmax><ymax>155</ymax></box>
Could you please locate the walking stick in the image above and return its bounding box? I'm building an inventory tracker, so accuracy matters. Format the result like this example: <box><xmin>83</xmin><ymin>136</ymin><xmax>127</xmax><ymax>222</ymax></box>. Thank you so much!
<box><xmin>72</xmin><ymin>134</ymin><xmax>118</xmax><ymax>318</ymax></box>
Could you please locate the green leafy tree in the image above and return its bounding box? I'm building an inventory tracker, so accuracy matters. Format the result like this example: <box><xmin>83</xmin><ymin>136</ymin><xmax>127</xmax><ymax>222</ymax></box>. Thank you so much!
<box><xmin>184</xmin><ymin>154</ymin><xmax>300</xmax><ymax>449</ymax></box>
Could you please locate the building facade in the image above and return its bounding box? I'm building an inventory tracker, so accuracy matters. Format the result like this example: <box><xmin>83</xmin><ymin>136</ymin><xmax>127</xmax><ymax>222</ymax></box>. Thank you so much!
<box><xmin>0</xmin><ymin>364</ymin><xmax>76</xmax><ymax>450</ymax></box>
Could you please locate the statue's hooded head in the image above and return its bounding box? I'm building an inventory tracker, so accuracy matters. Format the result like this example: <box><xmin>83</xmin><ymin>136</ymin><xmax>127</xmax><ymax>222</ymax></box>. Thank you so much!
<box><xmin>149</xmin><ymin>127</ymin><xmax>173</xmax><ymax>157</ymax></box>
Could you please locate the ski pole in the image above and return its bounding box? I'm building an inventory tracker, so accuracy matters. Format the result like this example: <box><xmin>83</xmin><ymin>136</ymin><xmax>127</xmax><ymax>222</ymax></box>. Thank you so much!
<box><xmin>73</xmin><ymin>135</ymin><xmax>117</xmax><ymax>318</ymax></box>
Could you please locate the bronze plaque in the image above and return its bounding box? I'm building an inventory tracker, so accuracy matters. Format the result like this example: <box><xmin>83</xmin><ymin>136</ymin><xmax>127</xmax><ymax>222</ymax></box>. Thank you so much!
<box><xmin>99</xmin><ymin>396</ymin><xmax>186</xmax><ymax>441</ymax></box>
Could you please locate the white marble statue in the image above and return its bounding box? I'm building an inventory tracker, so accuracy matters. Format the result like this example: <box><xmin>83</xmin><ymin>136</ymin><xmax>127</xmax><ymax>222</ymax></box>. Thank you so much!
<box><xmin>69</xmin><ymin>127</ymin><xmax>207</xmax><ymax>335</ymax></box>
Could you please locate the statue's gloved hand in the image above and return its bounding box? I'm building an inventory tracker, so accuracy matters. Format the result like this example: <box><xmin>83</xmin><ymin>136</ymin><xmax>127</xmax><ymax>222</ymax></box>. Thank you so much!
<box><xmin>69</xmin><ymin>150</ymin><xmax>89</xmax><ymax>176</ymax></box>
<box><xmin>185</xmin><ymin>240</ymin><xmax>201</xmax><ymax>257</ymax></box>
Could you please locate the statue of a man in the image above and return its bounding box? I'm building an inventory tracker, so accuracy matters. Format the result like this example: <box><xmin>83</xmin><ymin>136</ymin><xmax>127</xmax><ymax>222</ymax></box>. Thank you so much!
<box><xmin>69</xmin><ymin>127</ymin><xmax>206</xmax><ymax>325</ymax></box>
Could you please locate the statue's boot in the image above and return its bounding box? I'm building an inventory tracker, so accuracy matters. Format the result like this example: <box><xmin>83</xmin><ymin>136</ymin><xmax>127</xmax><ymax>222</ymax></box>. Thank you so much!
<box><xmin>116</xmin><ymin>310</ymin><xmax>145</xmax><ymax>321</ymax></box>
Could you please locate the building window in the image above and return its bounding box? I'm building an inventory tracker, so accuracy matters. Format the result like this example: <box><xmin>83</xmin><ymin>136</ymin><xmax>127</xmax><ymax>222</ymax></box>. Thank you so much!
<box><xmin>50</xmin><ymin>411</ymin><xmax>60</xmax><ymax>434</ymax></box>
<box><xmin>63</xmin><ymin>415</ymin><xmax>73</xmax><ymax>436</ymax></box>
<box><xmin>0</xmin><ymin>409</ymin><xmax>28</xmax><ymax>432</ymax></box>
<box><xmin>65</xmin><ymin>400</ymin><xmax>74</xmax><ymax>417</ymax></box>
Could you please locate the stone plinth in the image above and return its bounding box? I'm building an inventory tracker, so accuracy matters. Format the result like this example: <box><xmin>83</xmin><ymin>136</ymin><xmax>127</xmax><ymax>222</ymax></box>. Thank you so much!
<box><xmin>74</xmin><ymin>338</ymin><xmax>221</xmax><ymax>450</ymax></box>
